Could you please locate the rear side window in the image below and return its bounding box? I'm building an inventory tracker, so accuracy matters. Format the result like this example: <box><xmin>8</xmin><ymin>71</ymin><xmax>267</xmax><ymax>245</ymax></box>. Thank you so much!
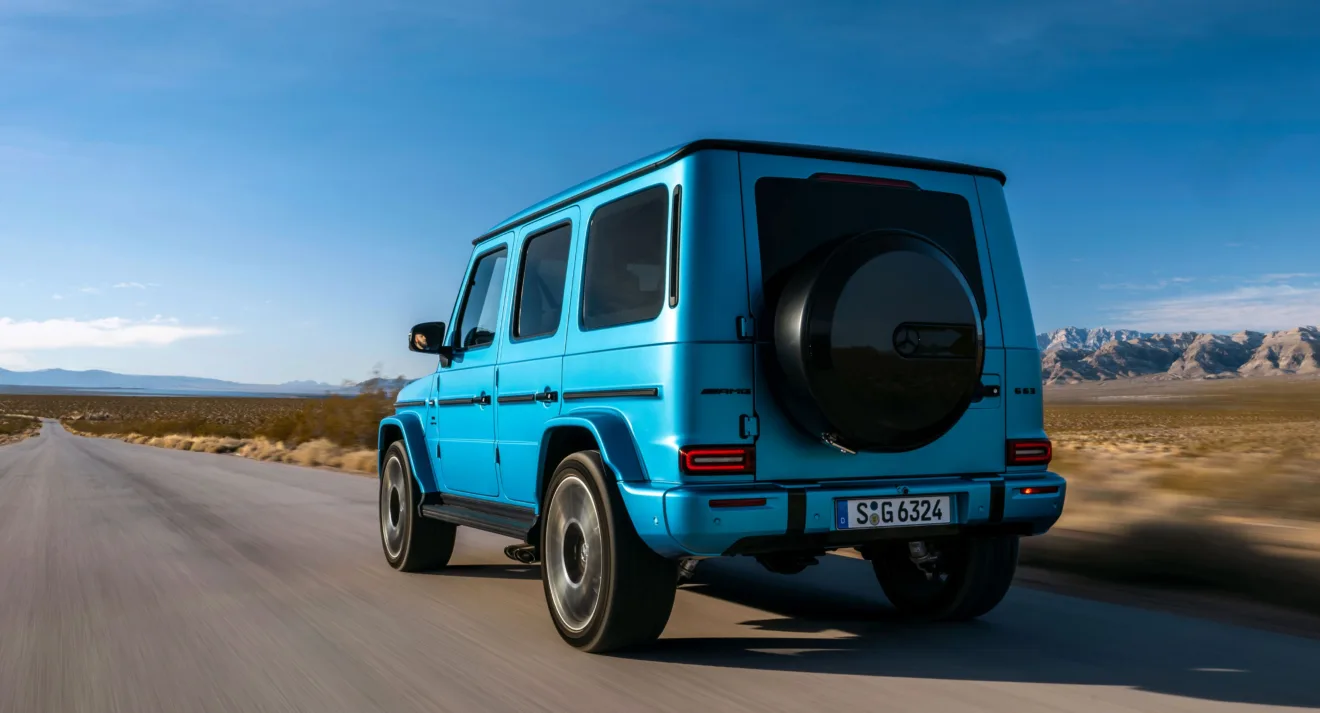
<box><xmin>453</xmin><ymin>248</ymin><xmax>508</xmax><ymax>349</ymax></box>
<box><xmin>581</xmin><ymin>185</ymin><xmax>669</xmax><ymax>330</ymax></box>
<box><xmin>754</xmin><ymin>177</ymin><xmax>987</xmax><ymax>324</ymax></box>
<box><xmin>514</xmin><ymin>223</ymin><xmax>572</xmax><ymax>339</ymax></box>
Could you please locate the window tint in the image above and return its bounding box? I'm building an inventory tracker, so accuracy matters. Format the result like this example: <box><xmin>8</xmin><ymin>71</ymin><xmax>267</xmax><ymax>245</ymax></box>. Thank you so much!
<box><xmin>454</xmin><ymin>248</ymin><xmax>508</xmax><ymax>349</ymax></box>
<box><xmin>514</xmin><ymin>223</ymin><xmax>572</xmax><ymax>339</ymax></box>
<box><xmin>754</xmin><ymin>177</ymin><xmax>986</xmax><ymax>327</ymax></box>
<box><xmin>581</xmin><ymin>185</ymin><xmax>669</xmax><ymax>330</ymax></box>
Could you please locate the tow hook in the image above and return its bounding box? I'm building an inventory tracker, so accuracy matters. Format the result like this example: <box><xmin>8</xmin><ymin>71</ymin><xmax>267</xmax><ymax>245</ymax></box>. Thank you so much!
<box><xmin>677</xmin><ymin>558</ymin><xmax>701</xmax><ymax>583</ymax></box>
<box><xmin>908</xmin><ymin>541</ymin><xmax>940</xmax><ymax>580</ymax></box>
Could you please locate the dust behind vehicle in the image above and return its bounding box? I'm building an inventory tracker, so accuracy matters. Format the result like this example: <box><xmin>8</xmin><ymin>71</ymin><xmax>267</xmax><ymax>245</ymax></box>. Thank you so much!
<box><xmin>378</xmin><ymin>139</ymin><xmax>1065</xmax><ymax>652</ymax></box>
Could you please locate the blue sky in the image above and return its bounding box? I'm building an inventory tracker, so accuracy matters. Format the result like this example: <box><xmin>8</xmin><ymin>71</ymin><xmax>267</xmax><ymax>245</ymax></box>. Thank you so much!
<box><xmin>1</xmin><ymin>0</ymin><xmax>1318</xmax><ymax>384</ymax></box>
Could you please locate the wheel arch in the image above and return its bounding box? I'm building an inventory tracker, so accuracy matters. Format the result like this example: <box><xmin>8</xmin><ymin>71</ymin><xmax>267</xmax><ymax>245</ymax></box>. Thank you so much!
<box><xmin>536</xmin><ymin>410</ymin><xmax>648</xmax><ymax>506</ymax></box>
<box><xmin>377</xmin><ymin>414</ymin><xmax>440</xmax><ymax>493</ymax></box>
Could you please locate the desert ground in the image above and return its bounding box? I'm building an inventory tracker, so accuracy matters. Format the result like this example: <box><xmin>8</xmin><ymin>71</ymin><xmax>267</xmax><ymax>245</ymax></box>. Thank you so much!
<box><xmin>4</xmin><ymin>378</ymin><xmax>1319</xmax><ymax>618</ymax></box>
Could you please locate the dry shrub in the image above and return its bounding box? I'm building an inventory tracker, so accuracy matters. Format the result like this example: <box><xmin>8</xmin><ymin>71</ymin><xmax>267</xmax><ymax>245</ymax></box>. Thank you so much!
<box><xmin>0</xmin><ymin>415</ymin><xmax>40</xmax><ymax>437</ymax></box>
<box><xmin>254</xmin><ymin>388</ymin><xmax>393</xmax><ymax>449</ymax></box>
<box><xmin>4</xmin><ymin>380</ymin><xmax>399</xmax><ymax>454</ymax></box>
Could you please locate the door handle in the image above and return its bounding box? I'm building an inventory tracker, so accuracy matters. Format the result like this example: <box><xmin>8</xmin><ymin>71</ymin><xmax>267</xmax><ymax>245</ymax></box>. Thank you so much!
<box><xmin>533</xmin><ymin>388</ymin><xmax>559</xmax><ymax>403</ymax></box>
<box><xmin>473</xmin><ymin>392</ymin><xmax>492</xmax><ymax>406</ymax></box>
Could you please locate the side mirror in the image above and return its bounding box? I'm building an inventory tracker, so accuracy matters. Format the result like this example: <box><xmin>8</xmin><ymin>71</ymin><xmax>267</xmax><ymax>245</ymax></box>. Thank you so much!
<box><xmin>408</xmin><ymin>322</ymin><xmax>453</xmax><ymax>357</ymax></box>
<box><xmin>409</xmin><ymin>322</ymin><xmax>457</xmax><ymax>367</ymax></box>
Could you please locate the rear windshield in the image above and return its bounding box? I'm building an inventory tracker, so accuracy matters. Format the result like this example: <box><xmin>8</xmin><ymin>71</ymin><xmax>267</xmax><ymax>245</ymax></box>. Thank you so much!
<box><xmin>753</xmin><ymin>177</ymin><xmax>987</xmax><ymax>327</ymax></box>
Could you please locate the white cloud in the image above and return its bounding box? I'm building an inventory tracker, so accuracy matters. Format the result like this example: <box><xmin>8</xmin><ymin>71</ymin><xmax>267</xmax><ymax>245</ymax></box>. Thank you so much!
<box><xmin>0</xmin><ymin>316</ymin><xmax>224</xmax><ymax>351</ymax></box>
<box><xmin>51</xmin><ymin>294</ymin><xmax>63</xmax><ymax>300</ymax></box>
<box><xmin>0</xmin><ymin>352</ymin><xmax>31</xmax><ymax>369</ymax></box>
<box><xmin>113</xmin><ymin>281</ymin><xmax>148</xmax><ymax>289</ymax></box>
<box><xmin>1116</xmin><ymin>283</ymin><xmax>1320</xmax><ymax>332</ymax></box>
<box><xmin>78</xmin><ymin>286</ymin><xmax>100</xmax><ymax>294</ymax></box>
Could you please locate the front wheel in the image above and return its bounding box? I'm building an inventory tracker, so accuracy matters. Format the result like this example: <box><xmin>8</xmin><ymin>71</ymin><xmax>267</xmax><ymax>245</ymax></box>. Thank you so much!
<box><xmin>380</xmin><ymin>441</ymin><xmax>456</xmax><ymax>572</ymax></box>
<box><xmin>869</xmin><ymin>535</ymin><xmax>1019</xmax><ymax>621</ymax></box>
<box><xmin>541</xmin><ymin>451</ymin><xmax>677</xmax><ymax>653</ymax></box>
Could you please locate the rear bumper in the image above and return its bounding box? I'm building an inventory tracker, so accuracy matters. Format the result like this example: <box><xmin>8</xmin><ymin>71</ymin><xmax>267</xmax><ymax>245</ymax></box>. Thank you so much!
<box><xmin>618</xmin><ymin>472</ymin><xmax>1066</xmax><ymax>558</ymax></box>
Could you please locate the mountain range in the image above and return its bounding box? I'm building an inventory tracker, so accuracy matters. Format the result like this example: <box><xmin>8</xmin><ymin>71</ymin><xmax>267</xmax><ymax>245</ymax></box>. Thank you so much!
<box><xmin>7</xmin><ymin>326</ymin><xmax>1318</xmax><ymax>392</ymax></box>
<box><xmin>1037</xmin><ymin>326</ymin><xmax>1320</xmax><ymax>384</ymax></box>
<box><xmin>0</xmin><ymin>367</ymin><xmax>409</xmax><ymax>396</ymax></box>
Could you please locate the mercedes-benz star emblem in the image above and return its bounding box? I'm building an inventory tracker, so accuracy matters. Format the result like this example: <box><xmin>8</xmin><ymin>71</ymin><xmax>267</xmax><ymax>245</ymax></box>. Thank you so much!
<box><xmin>894</xmin><ymin>326</ymin><xmax>920</xmax><ymax>357</ymax></box>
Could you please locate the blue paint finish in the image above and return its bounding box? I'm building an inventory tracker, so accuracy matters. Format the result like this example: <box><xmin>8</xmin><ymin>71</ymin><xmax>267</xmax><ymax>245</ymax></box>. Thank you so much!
<box><xmin>974</xmin><ymin>176</ymin><xmax>1037</xmax><ymax>350</ymax></box>
<box><xmin>663</xmin><ymin>487</ymin><xmax>789</xmax><ymax>555</ymax></box>
<box><xmin>435</xmin><ymin>236</ymin><xmax>513</xmax><ymax>498</ymax></box>
<box><xmin>380</xmin><ymin>140</ymin><xmax>1062</xmax><ymax>560</ymax></box>
<box><xmin>377</xmin><ymin>413</ymin><xmax>440</xmax><ymax>494</ymax></box>
<box><xmin>736</xmin><ymin>152</ymin><xmax>1008</xmax><ymax>482</ymax></box>
<box><xmin>616</xmin><ymin>480</ymin><xmax>682</xmax><ymax>557</ymax></box>
<box><xmin>538</xmin><ymin>412</ymin><xmax>648</xmax><ymax>484</ymax></box>
<box><xmin>612</xmin><ymin>474</ymin><xmax>1065</xmax><ymax>557</ymax></box>
<box><xmin>496</xmin><ymin>207</ymin><xmax>580</xmax><ymax>506</ymax></box>
<box><xmin>1004</xmin><ymin>473</ymin><xmax>1068</xmax><ymax>533</ymax></box>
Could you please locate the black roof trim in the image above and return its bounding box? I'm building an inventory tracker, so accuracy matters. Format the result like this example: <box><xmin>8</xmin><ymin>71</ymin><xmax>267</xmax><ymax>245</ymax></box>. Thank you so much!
<box><xmin>472</xmin><ymin>139</ymin><xmax>1006</xmax><ymax>246</ymax></box>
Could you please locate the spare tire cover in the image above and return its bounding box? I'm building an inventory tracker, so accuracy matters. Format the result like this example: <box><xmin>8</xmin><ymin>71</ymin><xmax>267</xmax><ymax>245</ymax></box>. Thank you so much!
<box><xmin>771</xmin><ymin>230</ymin><xmax>984</xmax><ymax>452</ymax></box>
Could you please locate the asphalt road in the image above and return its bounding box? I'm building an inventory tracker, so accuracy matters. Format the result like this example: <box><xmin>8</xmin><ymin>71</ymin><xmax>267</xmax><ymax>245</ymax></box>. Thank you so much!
<box><xmin>2</xmin><ymin>421</ymin><xmax>1318</xmax><ymax>713</ymax></box>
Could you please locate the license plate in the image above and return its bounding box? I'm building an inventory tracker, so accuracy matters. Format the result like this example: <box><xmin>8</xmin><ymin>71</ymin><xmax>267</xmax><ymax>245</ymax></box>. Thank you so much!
<box><xmin>835</xmin><ymin>495</ymin><xmax>952</xmax><ymax>530</ymax></box>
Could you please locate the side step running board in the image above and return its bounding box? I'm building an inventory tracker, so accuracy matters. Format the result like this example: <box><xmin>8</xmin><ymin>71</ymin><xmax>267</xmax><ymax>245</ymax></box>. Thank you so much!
<box><xmin>419</xmin><ymin>493</ymin><xmax>537</xmax><ymax>541</ymax></box>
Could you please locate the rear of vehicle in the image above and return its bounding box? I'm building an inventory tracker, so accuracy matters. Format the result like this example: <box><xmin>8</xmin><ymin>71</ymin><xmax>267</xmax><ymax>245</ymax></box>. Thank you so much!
<box><xmin>621</xmin><ymin>142</ymin><xmax>1064</xmax><ymax>620</ymax></box>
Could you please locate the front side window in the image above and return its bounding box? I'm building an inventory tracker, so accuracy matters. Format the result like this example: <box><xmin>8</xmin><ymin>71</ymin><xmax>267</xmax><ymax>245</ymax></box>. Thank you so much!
<box><xmin>454</xmin><ymin>248</ymin><xmax>508</xmax><ymax>349</ymax></box>
<box><xmin>514</xmin><ymin>223</ymin><xmax>572</xmax><ymax>340</ymax></box>
<box><xmin>581</xmin><ymin>185</ymin><xmax>669</xmax><ymax>330</ymax></box>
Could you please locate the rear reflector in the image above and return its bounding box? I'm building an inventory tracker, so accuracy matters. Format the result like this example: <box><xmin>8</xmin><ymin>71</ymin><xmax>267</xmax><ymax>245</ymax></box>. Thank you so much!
<box><xmin>680</xmin><ymin>446</ymin><xmax>755</xmax><ymax>475</ymax></box>
<box><xmin>810</xmin><ymin>172</ymin><xmax>919</xmax><ymax>189</ymax></box>
<box><xmin>1007</xmin><ymin>439</ymin><xmax>1052</xmax><ymax>466</ymax></box>
<box><xmin>1018</xmin><ymin>486</ymin><xmax>1059</xmax><ymax>495</ymax></box>
<box><xmin>709</xmin><ymin>497</ymin><xmax>767</xmax><ymax>509</ymax></box>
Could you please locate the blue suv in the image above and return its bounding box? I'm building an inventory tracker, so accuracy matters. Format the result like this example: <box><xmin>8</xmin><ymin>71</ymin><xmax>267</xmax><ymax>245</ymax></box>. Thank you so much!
<box><xmin>378</xmin><ymin>139</ymin><xmax>1065</xmax><ymax>653</ymax></box>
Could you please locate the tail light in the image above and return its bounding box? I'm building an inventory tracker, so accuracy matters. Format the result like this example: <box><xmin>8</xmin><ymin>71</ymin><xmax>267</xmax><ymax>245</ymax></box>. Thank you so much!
<box><xmin>679</xmin><ymin>445</ymin><xmax>755</xmax><ymax>475</ymax></box>
<box><xmin>1007</xmin><ymin>439</ymin><xmax>1052</xmax><ymax>466</ymax></box>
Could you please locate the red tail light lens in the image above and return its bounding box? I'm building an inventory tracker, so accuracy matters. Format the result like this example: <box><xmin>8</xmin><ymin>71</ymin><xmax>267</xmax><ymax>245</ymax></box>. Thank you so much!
<box><xmin>680</xmin><ymin>446</ymin><xmax>755</xmax><ymax>475</ymax></box>
<box><xmin>810</xmin><ymin>173</ymin><xmax>919</xmax><ymax>189</ymax></box>
<box><xmin>1019</xmin><ymin>486</ymin><xmax>1059</xmax><ymax>495</ymax></box>
<box><xmin>1007</xmin><ymin>439</ymin><xmax>1052</xmax><ymax>466</ymax></box>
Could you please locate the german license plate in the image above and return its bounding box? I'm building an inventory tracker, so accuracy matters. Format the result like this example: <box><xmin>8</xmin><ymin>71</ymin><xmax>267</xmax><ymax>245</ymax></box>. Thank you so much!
<box><xmin>835</xmin><ymin>495</ymin><xmax>952</xmax><ymax>530</ymax></box>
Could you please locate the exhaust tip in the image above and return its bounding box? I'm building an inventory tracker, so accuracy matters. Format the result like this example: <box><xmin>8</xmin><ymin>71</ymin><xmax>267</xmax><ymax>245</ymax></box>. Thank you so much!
<box><xmin>503</xmin><ymin>544</ymin><xmax>539</xmax><ymax>565</ymax></box>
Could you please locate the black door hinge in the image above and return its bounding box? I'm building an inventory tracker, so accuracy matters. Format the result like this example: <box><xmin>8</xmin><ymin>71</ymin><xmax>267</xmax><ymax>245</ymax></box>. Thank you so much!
<box><xmin>740</xmin><ymin>414</ymin><xmax>759</xmax><ymax>439</ymax></box>
<box><xmin>736</xmin><ymin>316</ymin><xmax>755</xmax><ymax>341</ymax></box>
<box><xmin>495</xmin><ymin>447</ymin><xmax>500</xmax><ymax>464</ymax></box>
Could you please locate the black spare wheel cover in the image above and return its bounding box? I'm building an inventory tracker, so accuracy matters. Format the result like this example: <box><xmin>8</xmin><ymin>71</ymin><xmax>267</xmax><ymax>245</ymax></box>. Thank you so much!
<box><xmin>772</xmin><ymin>229</ymin><xmax>984</xmax><ymax>452</ymax></box>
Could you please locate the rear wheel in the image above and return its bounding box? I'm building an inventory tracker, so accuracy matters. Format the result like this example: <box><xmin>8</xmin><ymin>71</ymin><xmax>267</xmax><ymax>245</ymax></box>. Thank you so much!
<box><xmin>541</xmin><ymin>451</ymin><xmax>677</xmax><ymax>653</ymax></box>
<box><xmin>868</xmin><ymin>535</ymin><xmax>1018</xmax><ymax>621</ymax></box>
<box><xmin>380</xmin><ymin>441</ymin><xmax>456</xmax><ymax>572</ymax></box>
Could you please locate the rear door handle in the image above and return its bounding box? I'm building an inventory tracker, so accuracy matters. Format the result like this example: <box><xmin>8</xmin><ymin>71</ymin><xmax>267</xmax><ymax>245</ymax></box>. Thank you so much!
<box><xmin>473</xmin><ymin>392</ymin><xmax>492</xmax><ymax>406</ymax></box>
<box><xmin>534</xmin><ymin>388</ymin><xmax>559</xmax><ymax>403</ymax></box>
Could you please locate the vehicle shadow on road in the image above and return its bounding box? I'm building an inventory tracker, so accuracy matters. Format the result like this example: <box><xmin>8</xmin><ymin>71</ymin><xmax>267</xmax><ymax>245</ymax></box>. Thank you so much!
<box><xmin>432</xmin><ymin>564</ymin><xmax>540</xmax><ymax>581</ymax></box>
<box><xmin>620</xmin><ymin>555</ymin><xmax>1320</xmax><ymax>710</ymax></box>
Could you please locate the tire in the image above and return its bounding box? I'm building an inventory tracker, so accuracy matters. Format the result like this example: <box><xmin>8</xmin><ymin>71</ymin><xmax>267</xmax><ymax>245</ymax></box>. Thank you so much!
<box><xmin>870</xmin><ymin>535</ymin><xmax>1018</xmax><ymax>621</ymax></box>
<box><xmin>380</xmin><ymin>440</ymin><xmax>456</xmax><ymax>572</ymax></box>
<box><xmin>541</xmin><ymin>450</ymin><xmax>677</xmax><ymax>653</ymax></box>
